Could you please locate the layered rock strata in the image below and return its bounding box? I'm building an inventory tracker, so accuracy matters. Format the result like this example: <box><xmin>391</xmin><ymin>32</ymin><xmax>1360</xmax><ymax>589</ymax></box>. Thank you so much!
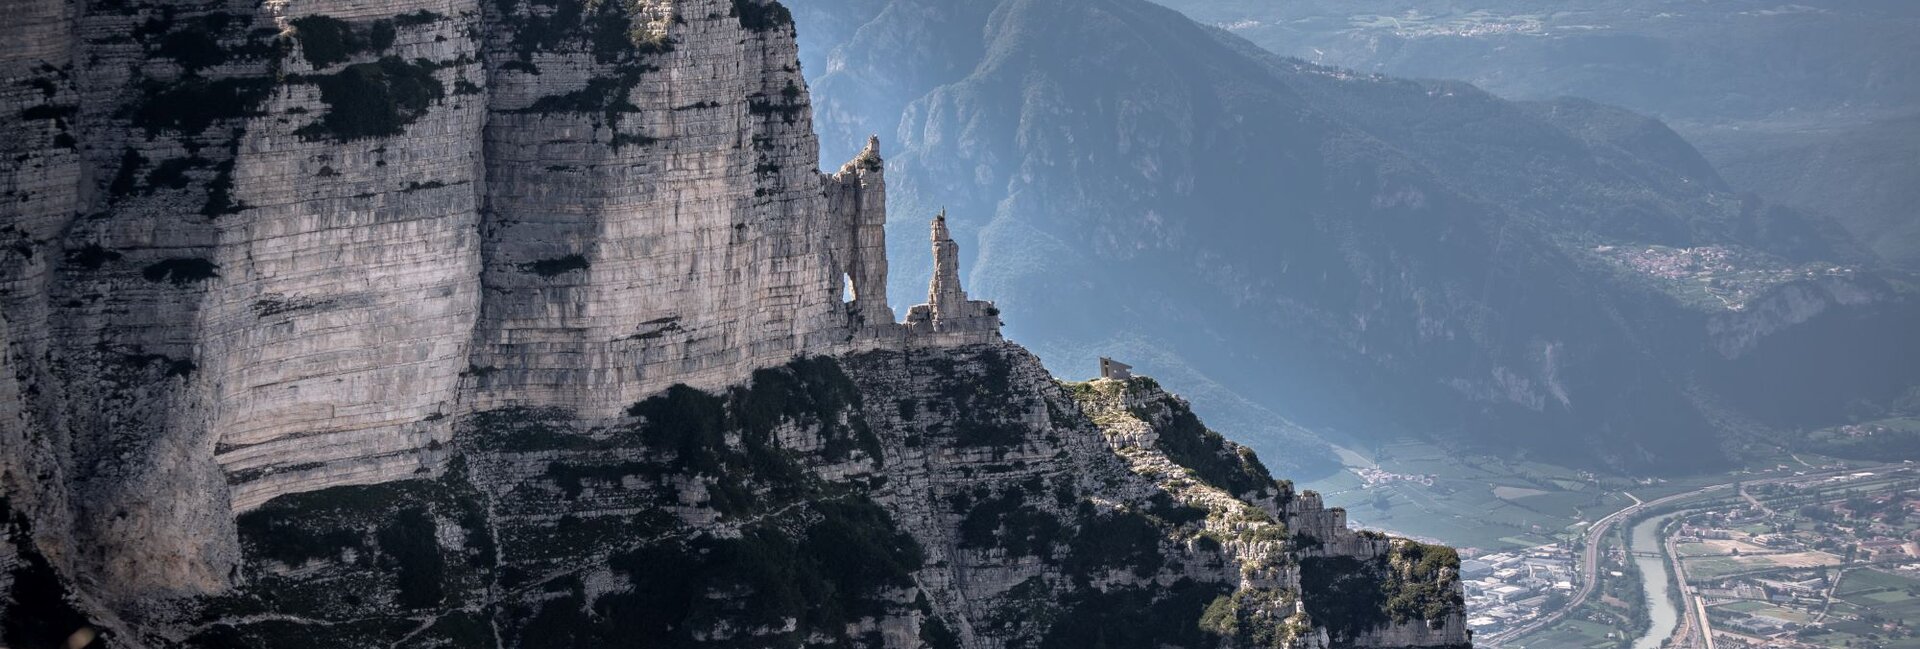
<box><xmin>0</xmin><ymin>0</ymin><xmax>955</xmax><ymax>602</ymax></box>
<box><xmin>0</xmin><ymin>0</ymin><xmax>1467</xmax><ymax>646</ymax></box>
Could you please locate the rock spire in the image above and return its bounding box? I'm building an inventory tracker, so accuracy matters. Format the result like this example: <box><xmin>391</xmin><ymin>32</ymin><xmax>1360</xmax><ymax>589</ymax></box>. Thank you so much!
<box><xmin>906</xmin><ymin>211</ymin><xmax>1002</xmax><ymax>342</ymax></box>
<box><xmin>929</xmin><ymin>210</ymin><xmax>965</xmax><ymax>310</ymax></box>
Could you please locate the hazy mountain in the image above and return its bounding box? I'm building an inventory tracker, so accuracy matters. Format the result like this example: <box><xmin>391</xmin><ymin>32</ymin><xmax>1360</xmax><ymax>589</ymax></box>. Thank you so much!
<box><xmin>1147</xmin><ymin>0</ymin><xmax>1920</xmax><ymax>269</ymax></box>
<box><xmin>789</xmin><ymin>0</ymin><xmax>1920</xmax><ymax>475</ymax></box>
<box><xmin>1153</xmin><ymin>0</ymin><xmax>1920</xmax><ymax>121</ymax></box>
<box><xmin>1687</xmin><ymin>112</ymin><xmax>1920</xmax><ymax>268</ymax></box>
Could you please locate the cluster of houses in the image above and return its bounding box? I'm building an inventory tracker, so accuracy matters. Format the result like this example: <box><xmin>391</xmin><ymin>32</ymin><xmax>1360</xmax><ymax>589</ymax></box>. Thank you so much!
<box><xmin>1349</xmin><ymin>466</ymin><xmax>1436</xmax><ymax>487</ymax></box>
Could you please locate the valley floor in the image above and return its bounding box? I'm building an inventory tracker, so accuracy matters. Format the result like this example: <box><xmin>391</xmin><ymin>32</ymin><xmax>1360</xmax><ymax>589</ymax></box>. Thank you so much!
<box><xmin>1304</xmin><ymin>439</ymin><xmax>1920</xmax><ymax>647</ymax></box>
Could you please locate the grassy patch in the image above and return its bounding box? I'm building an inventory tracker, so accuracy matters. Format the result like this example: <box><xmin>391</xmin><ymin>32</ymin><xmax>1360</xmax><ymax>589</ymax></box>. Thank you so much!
<box><xmin>141</xmin><ymin>258</ymin><xmax>220</xmax><ymax>285</ymax></box>
<box><xmin>518</xmin><ymin>254</ymin><xmax>589</xmax><ymax>277</ymax></box>
<box><xmin>956</xmin><ymin>487</ymin><xmax>1063</xmax><ymax>557</ymax></box>
<box><xmin>1065</xmin><ymin>504</ymin><xmax>1165</xmax><ymax>580</ymax></box>
<box><xmin>65</xmin><ymin>244</ymin><xmax>122</xmax><ymax>270</ymax></box>
<box><xmin>511</xmin><ymin>498</ymin><xmax>922</xmax><ymax>646</ymax></box>
<box><xmin>290</xmin><ymin>16</ymin><xmax>361</xmax><ymax>68</ymax></box>
<box><xmin>295</xmin><ymin>57</ymin><xmax>444</xmax><ymax>141</ymax></box>
<box><xmin>1038</xmin><ymin>580</ymin><xmax>1230</xmax><ymax>649</ymax></box>
<box><xmin>731</xmin><ymin>0</ymin><xmax>794</xmax><ymax>32</ymax></box>
<box><xmin>375</xmin><ymin>507</ymin><xmax>446</xmax><ymax>609</ymax></box>
<box><xmin>125</xmin><ymin>76</ymin><xmax>274</xmax><ymax>136</ymax></box>
<box><xmin>1141</xmin><ymin>396</ymin><xmax>1275</xmax><ymax>498</ymax></box>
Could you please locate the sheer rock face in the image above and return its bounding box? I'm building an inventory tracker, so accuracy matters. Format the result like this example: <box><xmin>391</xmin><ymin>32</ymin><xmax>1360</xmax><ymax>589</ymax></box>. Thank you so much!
<box><xmin>466</xmin><ymin>0</ymin><xmax>844</xmax><ymax>420</ymax></box>
<box><xmin>0</xmin><ymin>0</ymin><xmax>894</xmax><ymax>602</ymax></box>
<box><xmin>0</xmin><ymin>0</ymin><xmax>1466</xmax><ymax>646</ymax></box>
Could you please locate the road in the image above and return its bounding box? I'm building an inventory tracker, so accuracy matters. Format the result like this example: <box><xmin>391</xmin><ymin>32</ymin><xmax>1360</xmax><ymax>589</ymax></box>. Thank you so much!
<box><xmin>1482</xmin><ymin>467</ymin><xmax>1860</xmax><ymax>647</ymax></box>
<box><xmin>1662</xmin><ymin>522</ymin><xmax>1717</xmax><ymax>649</ymax></box>
<box><xmin>1739</xmin><ymin>483</ymin><xmax>1774</xmax><ymax>517</ymax></box>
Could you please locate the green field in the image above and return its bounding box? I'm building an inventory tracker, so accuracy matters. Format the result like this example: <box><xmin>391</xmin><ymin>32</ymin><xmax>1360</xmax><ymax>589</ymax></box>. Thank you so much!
<box><xmin>1838</xmin><ymin>569</ymin><xmax>1920</xmax><ymax>621</ymax></box>
<box><xmin>1683</xmin><ymin>551</ymin><xmax>1845</xmax><ymax>581</ymax></box>
<box><xmin>1303</xmin><ymin>436</ymin><xmax>1864</xmax><ymax>551</ymax></box>
<box><xmin>1712</xmin><ymin>600</ymin><xmax>1815</xmax><ymax>623</ymax></box>
<box><xmin>1306</xmin><ymin>438</ymin><xmax>1639</xmax><ymax>550</ymax></box>
<box><xmin>1505</xmin><ymin>615</ymin><xmax>1628</xmax><ymax>649</ymax></box>
<box><xmin>1840</xmin><ymin>568</ymin><xmax>1920</xmax><ymax>596</ymax></box>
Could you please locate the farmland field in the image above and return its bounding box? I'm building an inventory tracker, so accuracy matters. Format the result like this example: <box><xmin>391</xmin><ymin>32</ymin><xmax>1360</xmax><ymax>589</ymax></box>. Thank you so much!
<box><xmin>1837</xmin><ymin>569</ymin><xmax>1920</xmax><ymax>621</ymax></box>
<box><xmin>1683</xmin><ymin>551</ymin><xmax>1845</xmax><ymax>580</ymax></box>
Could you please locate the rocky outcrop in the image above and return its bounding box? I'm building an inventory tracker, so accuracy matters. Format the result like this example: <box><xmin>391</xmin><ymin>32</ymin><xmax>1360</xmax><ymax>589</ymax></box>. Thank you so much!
<box><xmin>824</xmin><ymin>135</ymin><xmax>895</xmax><ymax>331</ymax></box>
<box><xmin>1705</xmin><ymin>277</ymin><xmax>1883</xmax><ymax>359</ymax></box>
<box><xmin>43</xmin><ymin>344</ymin><xmax>1462</xmax><ymax>649</ymax></box>
<box><xmin>0</xmin><ymin>0</ymin><xmax>1466</xmax><ymax>646</ymax></box>
<box><xmin>1071</xmin><ymin>378</ymin><xmax>1468</xmax><ymax>649</ymax></box>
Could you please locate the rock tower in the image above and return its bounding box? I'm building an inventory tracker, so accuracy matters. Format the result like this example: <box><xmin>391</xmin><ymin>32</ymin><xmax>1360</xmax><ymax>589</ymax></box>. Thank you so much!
<box><xmin>905</xmin><ymin>212</ymin><xmax>1003</xmax><ymax>343</ymax></box>
<box><xmin>822</xmin><ymin>135</ymin><xmax>894</xmax><ymax>331</ymax></box>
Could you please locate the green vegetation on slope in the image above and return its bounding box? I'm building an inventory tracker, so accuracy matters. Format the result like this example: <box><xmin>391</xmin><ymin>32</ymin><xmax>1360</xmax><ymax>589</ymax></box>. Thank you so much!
<box><xmin>1299</xmin><ymin>542</ymin><xmax>1464</xmax><ymax>642</ymax></box>
<box><xmin>1131</xmin><ymin>389</ymin><xmax>1277</xmax><ymax>498</ymax></box>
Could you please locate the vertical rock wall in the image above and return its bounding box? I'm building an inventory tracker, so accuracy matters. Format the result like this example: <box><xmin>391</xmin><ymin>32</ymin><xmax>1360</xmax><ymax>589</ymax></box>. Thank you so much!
<box><xmin>467</xmin><ymin>0</ymin><xmax>847</xmax><ymax>417</ymax></box>
<box><xmin>211</xmin><ymin>0</ymin><xmax>486</xmax><ymax>515</ymax></box>
<box><xmin>0</xmin><ymin>0</ymin><xmax>87</xmax><ymax>597</ymax></box>
<box><xmin>0</xmin><ymin>0</ymin><xmax>925</xmax><ymax>603</ymax></box>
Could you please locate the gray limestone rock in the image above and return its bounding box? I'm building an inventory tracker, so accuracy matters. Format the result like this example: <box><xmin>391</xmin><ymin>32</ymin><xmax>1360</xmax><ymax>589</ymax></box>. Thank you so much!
<box><xmin>0</xmin><ymin>0</ymin><xmax>1467</xmax><ymax>646</ymax></box>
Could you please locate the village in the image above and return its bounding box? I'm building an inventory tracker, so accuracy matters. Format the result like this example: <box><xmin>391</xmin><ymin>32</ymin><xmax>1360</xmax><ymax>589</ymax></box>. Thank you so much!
<box><xmin>1593</xmin><ymin>243</ymin><xmax>1856</xmax><ymax>312</ymax></box>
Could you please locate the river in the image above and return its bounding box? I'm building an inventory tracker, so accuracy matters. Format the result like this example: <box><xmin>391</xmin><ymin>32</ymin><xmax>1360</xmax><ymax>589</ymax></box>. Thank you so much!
<box><xmin>1631</xmin><ymin>513</ymin><xmax>1683</xmax><ymax>649</ymax></box>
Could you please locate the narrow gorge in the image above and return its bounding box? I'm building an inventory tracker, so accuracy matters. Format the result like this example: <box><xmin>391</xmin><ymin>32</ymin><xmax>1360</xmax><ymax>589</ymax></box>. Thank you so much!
<box><xmin>0</xmin><ymin>0</ymin><xmax>1469</xmax><ymax>647</ymax></box>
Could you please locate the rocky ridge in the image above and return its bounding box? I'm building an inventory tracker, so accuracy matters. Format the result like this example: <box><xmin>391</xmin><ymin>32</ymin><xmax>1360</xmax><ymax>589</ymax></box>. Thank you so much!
<box><xmin>1</xmin><ymin>0</ymin><xmax>1466</xmax><ymax>646</ymax></box>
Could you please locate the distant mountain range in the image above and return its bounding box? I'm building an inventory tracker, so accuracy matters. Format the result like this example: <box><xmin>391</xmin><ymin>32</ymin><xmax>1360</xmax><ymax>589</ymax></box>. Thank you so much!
<box><xmin>789</xmin><ymin>0</ymin><xmax>1920</xmax><ymax>475</ymax></box>
<box><xmin>1147</xmin><ymin>0</ymin><xmax>1920</xmax><ymax>269</ymax></box>
<box><xmin>1152</xmin><ymin>0</ymin><xmax>1920</xmax><ymax>122</ymax></box>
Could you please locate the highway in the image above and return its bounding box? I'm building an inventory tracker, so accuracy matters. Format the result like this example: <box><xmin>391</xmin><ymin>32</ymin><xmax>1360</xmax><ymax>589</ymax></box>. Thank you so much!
<box><xmin>1481</xmin><ymin>466</ymin><xmax>1862</xmax><ymax>648</ymax></box>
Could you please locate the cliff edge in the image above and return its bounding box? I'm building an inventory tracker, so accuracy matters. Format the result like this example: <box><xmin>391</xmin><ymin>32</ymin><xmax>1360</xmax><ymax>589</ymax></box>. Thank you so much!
<box><xmin>0</xmin><ymin>0</ymin><xmax>1468</xmax><ymax>646</ymax></box>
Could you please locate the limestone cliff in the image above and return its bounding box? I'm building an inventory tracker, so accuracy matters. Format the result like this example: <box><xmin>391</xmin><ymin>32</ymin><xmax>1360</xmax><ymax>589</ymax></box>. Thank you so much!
<box><xmin>0</xmin><ymin>0</ymin><xmax>1467</xmax><ymax>647</ymax></box>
